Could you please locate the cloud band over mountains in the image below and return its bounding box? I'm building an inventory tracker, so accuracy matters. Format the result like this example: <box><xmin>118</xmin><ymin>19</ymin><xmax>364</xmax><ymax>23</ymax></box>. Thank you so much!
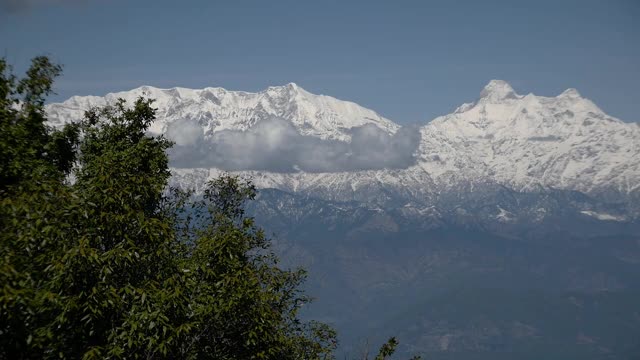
<box><xmin>166</xmin><ymin>117</ymin><xmax>421</xmax><ymax>173</ymax></box>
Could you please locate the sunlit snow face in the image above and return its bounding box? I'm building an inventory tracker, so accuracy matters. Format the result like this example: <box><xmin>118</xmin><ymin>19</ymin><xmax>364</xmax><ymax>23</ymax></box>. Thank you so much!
<box><xmin>167</xmin><ymin>116</ymin><xmax>421</xmax><ymax>173</ymax></box>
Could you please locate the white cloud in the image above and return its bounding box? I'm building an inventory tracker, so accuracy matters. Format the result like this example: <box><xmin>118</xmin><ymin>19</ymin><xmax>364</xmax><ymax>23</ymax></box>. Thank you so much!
<box><xmin>167</xmin><ymin>116</ymin><xmax>420</xmax><ymax>173</ymax></box>
<box><xmin>166</xmin><ymin>117</ymin><xmax>204</xmax><ymax>146</ymax></box>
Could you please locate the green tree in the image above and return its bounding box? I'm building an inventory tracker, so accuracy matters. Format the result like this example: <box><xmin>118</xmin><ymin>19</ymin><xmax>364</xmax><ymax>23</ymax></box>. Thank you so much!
<box><xmin>0</xmin><ymin>56</ymin><xmax>79</xmax><ymax>193</ymax></box>
<box><xmin>0</xmin><ymin>57</ymin><xmax>336</xmax><ymax>359</ymax></box>
<box><xmin>0</xmin><ymin>56</ymin><xmax>419</xmax><ymax>360</ymax></box>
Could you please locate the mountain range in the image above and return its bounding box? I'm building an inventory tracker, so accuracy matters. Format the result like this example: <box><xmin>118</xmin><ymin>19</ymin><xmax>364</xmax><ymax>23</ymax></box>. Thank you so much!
<box><xmin>47</xmin><ymin>79</ymin><xmax>640</xmax><ymax>221</ymax></box>
<box><xmin>46</xmin><ymin>81</ymin><xmax>640</xmax><ymax>358</ymax></box>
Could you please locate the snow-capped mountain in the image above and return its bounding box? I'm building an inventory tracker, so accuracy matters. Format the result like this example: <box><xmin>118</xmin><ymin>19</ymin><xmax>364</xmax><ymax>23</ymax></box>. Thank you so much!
<box><xmin>47</xmin><ymin>82</ymin><xmax>397</xmax><ymax>142</ymax></box>
<box><xmin>46</xmin><ymin>80</ymin><xmax>640</xmax><ymax>208</ymax></box>
<box><xmin>418</xmin><ymin>80</ymin><xmax>639</xmax><ymax>196</ymax></box>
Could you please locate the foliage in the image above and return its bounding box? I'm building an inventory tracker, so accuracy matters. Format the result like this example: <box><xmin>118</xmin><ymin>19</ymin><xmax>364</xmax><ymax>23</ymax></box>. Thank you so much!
<box><xmin>374</xmin><ymin>337</ymin><xmax>400</xmax><ymax>360</ymax></box>
<box><xmin>0</xmin><ymin>57</ymin><xmax>337</xmax><ymax>359</ymax></box>
<box><xmin>356</xmin><ymin>337</ymin><xmax>420</xmax><ymax>360</ymax></box>
<box><xmin>0</xmin><ymin>56</ymin><xmax>417</xmax><ymax>360</ymax></box>
<box><xmin>0</xmin><ymin>57</ymin><xmax>78</xmax><ymax>192</ymax></box>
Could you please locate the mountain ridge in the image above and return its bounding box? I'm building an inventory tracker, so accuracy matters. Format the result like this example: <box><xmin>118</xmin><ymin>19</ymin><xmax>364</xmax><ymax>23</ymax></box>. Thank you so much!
<box><xmin>46</xmin><ymin>80</ymin><xmax>640</xmax><ymax>206</ymax></box>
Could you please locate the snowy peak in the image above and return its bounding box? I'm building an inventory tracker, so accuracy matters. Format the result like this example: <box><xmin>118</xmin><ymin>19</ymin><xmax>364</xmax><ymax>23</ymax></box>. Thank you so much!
<box><xmin>559</xmin><ymin>87</ymin><xmax>581</xmax><ymax>98</ymax></box>
<box><xmin>264</xmin><ymin>82</ymin><xmax>304</xmax><ymax>98</ymax></box>
<box><xmin>479</xmin><ymin>80</ymin><xmax>520</xmax><ymax>102</ymax></box>
<box><xmin>421</xmin><ymin>80</ymin><xmax>639</xmax><ymax>196</ymax></box>
<box><xmin>46</xmin><ymin>83</ymin><xmax>398</xmax><ymax>142</ymax></box>
<box><xmin>436</xmin><ymin>79</ymin><xmax>608</xmax><ymax>133</ymax></box>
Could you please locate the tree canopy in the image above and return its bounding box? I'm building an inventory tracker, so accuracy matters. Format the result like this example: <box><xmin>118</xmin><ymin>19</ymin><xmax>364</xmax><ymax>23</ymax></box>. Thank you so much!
<box><xmin>0</xmin><ymin>56</ymin><xmax>417</xmax><ymax>360</ymax></box>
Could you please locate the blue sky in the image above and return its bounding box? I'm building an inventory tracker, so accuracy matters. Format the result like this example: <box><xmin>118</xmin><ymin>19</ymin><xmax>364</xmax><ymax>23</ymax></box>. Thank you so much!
<box><xmin>1</xmin><ymin>0</ymin><xmax>638</xmax><ymax>123</ymax></box>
